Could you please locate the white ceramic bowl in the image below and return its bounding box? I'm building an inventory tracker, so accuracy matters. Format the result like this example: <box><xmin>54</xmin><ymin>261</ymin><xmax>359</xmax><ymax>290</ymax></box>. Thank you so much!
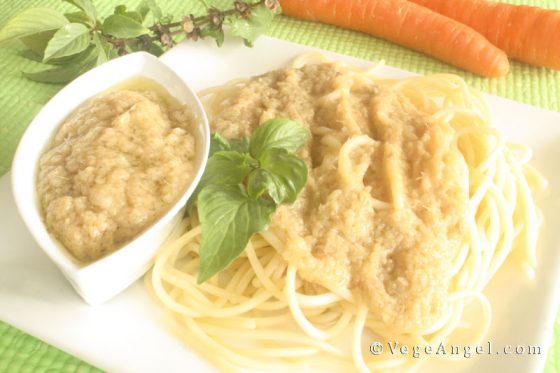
<box><xmin>11</xmin><ymin>52</ymin><xmax>210</xmax><ymax>305</ymax></box>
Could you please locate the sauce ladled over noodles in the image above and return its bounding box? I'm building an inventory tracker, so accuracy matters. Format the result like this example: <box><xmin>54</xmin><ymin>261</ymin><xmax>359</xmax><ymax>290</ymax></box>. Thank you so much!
<box><xmin>211</xmin><ymin>63</ymin><xmax>469</xmax><ymax>331</ymax></box>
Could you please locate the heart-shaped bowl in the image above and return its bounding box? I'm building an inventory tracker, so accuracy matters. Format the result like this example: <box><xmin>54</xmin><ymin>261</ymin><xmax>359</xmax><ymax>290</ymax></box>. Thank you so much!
<box><xmin>11</xmin><ymin>52</ymin><xmax>209</xmax><ymax>305</ymax></box>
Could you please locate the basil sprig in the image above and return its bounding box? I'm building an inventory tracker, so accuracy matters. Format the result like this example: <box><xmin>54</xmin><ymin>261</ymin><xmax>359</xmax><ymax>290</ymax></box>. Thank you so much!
<box><xmin>0</xmin><ymin>0</ymin><xmax>280</xmax><ymax>83</ymax></box>
<box><xmin>192</xmin><ymin>118</ymin><xmax>309</xmax><ymax>283</ymax></box>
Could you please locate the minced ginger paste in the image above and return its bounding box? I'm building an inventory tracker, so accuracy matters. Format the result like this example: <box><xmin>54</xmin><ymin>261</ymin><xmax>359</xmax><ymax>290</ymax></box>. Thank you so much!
<box><xmin>38</xmin><ymin>82</ymin><xmax>197</xmax><ymax>263</ymax></box>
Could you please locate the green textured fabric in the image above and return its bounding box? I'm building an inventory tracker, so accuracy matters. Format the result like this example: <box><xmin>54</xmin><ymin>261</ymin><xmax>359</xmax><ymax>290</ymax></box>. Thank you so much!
<box><xmin>0</xmin><ymin>321</ymin><xmax>102</xmax><ymax>372</ymax></box>
<box><xmin>0</xmin><ymin>0</ymin><xmax>558</xmax><ymax>372</ymax></box>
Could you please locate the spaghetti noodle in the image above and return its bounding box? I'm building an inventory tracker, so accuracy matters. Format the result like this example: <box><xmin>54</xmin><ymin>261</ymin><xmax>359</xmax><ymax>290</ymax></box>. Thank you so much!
<box><xmin>146</xmin><ymin>55</ymin><xmax>546</xmax><ymax>372</ymax></box>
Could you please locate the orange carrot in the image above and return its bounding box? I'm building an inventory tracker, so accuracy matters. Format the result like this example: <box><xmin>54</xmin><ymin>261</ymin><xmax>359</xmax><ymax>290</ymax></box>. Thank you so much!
<box><xmin>279</xmin><ymin>0</ymin><xmax>510</xmax><ymax>77</ymax></box>
<box><xmin>408</xmin><ymin>0</ymin><xmax>560</xmax><ymax>70</ymax></box>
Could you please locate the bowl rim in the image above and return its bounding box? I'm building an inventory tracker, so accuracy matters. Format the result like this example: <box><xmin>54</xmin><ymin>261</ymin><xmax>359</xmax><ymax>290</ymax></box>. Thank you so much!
<box><xmin>11</xmin><ymin>51</ymin><xmax>210</xmax><ymax>279</ymax></box>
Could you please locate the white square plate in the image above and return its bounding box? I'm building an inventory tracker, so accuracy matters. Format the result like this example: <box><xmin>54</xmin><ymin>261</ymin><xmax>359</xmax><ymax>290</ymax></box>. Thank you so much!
<box><xmin>0</xmin><ymin>36</ymin><xmax>559</xmax><ymax>373</ymax></box>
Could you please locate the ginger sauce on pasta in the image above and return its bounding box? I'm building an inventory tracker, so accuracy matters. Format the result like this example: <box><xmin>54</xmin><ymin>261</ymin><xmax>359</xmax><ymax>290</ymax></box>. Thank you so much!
<box><xmin>211</xmin><ymin>63</ymin><xmax>468</xmax><ymax>332</ymax></box>
<box><xmin>146</xmin><ymin>56</ymin><xmax>546</xmax><ymax>373</ymax></box>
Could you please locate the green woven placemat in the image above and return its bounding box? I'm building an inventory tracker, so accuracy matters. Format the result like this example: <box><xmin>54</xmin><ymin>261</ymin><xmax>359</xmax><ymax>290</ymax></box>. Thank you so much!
<box><xmin>0</xmin><ymin>0</ymin><xmax>559</xmax><ymax>372</ymax></box>
<box><xmin>0</xmin><ymin>321</ymin><xmax>102</xmax><ymax>373</ymax></box>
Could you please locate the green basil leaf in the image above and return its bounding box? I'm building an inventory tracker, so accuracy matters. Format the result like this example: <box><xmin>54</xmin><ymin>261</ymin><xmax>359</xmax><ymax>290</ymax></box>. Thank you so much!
<box><xmin>259</xmin><ymin>148</ymin><xmax>308</xmax><ymax>203</ymax></box>
<box><xmin>102</xmin><ymin>14</ymin><xmax>150</xmax><ymax>38</ymax></box>
<box><xmin>124</xmin><ymin>11</ymin><xmax>143</xmax><ymax>24</ymax></box>
<box><xmin>230</xmin><ymin>137</ymin><xmax>250</xmax><ymax>153</ymax></box>
<box><xmin>20</xmin><ymin>47</ymin><xmax>92</xmax><ymax>65</ymax></box>
<box><xmin>247</xmin><ymin>168</ymin><xmax>277</xmax><ymax>200</ymax></box>
<box><xmin>210</xmin><ymin>133</ymin><xmax>231</xmax><ymax>156</ymax></box>
<box><xmin>200</xmin><ymin>26</ymin><xmax>224</xmax><ymax>47</ymax></box>
<box><xmin>114</xmin><ymin>5</ymin><xmax>143</xmax><ymax>23</ymax></box>
<box><xmin>148</xmin><ymin>42</ymin><xmax>164</xmax><ymax>57</ymax></box>
<box><xmin>201</xmin><ymin>151</ymin><xmax>256</xmax><ymax>186</ymax></box>
<box><xmin>48</xmin><ymin>44</ymin><xmax>97</xmax><ymax>65</ymax></box>
<box><xmin>188</xmin><ymin>150</ymin><xmax>254</xmax><ymax>211</ymax></box>
<box><xmin>62</xmin><ymin>0</ymin><xmax>97</xmax><ymax>23</ymax></box>
<box><xmin>197</xmin><ymin>184</ymin><xmax>275</xmax><ymax>283</ymax></box>
<box><xmin>137</xmin><ymin>3</ymin><xmax>150</xmax><ymax>20</ymax></box>
<box><xmin>249</xmin><ymin>118</ymin><xmax>309</xmax><ymax>158</ymax></box>
<box><xmin>64</xmin><ymin>11</ymin><xmax>94</xmax><ymax>27</ymax></box>
<box><xmin>43</xmin><ymin>23</ymin><xmax>90</xmax><ymax>62</ymax></box>
<box><xmin>114</xmin><ymin>5</ymin><xmax>127</xmax><ymax>15</ymax></box>
<box><xmin>187</xmin><ymin>148</ymin><xmax>256</xmax><ymax>216</ymax></box>
<box><xmin>137</xmin><ymin>0</ymin><xmax>162</xmax><ymax>22</ymax></box>
<box><xmin>92</xmin><ymin>32</ymin><xmax>116</xmax><ymax>65</ymax></box>
<box><xmin>0</xmin><ymin>8</ymin><xmax>68</xmax><ymax>44</ymax></box>
<box><xmin>24</xmin><ymin>45</ymin><xmax>97</xmax><ymax>83</ymax></box>
<box><xmin>19</xmin><ymin>49</ymin><xmax>43</xmax><ymax>62</ymax></box>
<box><xmin>225</xmin><ymin>4</ymin><xmax>275</xmax><ymax>47</ymax></box>
<box><xmin>20</xmin><ymin>30</ymin><xmax>56</xmax><ymax>56</ymax></box>
<box><xmin>159</xmin><ymin>14</ymin><xmax>174</xmax><ymax>24</ymax></box>
<box><xmin>215</xmin><ymin>30</ymin><xmax>225</xmax><ymax>48</ymax></box>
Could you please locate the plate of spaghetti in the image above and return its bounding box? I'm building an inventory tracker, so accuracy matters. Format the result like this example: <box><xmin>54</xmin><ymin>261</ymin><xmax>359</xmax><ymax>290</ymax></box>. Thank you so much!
<box><xmin>0</xmin><ymin>36</ymin><xmax>559</xmax><ymax>373</ymax></box>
